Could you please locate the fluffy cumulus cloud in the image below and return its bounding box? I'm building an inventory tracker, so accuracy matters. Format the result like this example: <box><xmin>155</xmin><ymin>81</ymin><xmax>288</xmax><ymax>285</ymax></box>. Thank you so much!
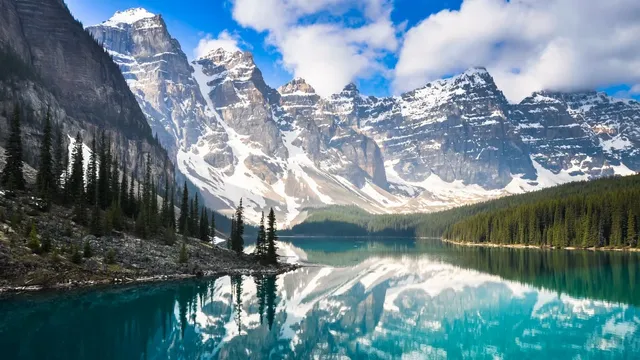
<box><xmin>231</xmin><ymin>0</ymin><xmax>398</xmax><ymax>96</ymax></box>
<box><xmin>394</xmin><ymin>0</ymin><xmax>640</xmax><ymax>102</ymax></box>
<box><xmin>194</xmin><ymin>30</ymin><xmax>241</xmax><ymax>59</ymax></box>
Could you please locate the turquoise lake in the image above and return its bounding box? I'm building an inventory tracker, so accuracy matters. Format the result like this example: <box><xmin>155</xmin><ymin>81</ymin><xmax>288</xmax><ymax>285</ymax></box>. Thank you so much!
<box><xmin>1</xmin><ymin>237</ymin><xmax>640</xmax><ymax>359</ymax></box>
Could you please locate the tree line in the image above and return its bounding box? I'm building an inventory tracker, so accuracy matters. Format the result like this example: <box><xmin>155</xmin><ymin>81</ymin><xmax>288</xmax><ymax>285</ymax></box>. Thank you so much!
<box><xmin>0</xmin><ymin>104</ymin><xmax>217</xmax><ymax>246</ymax></box>
<box><xmin>226</xmin><ymin>199</ymin><xmax>279</xmax><ymax>265</ymax></box>
<box><xmin>1</xmin><ymin>103</ymin><xmax>282</xmax><ymax>263</ymax></box>
<box><xmin>443</xmin><ymin>174</ymin><xmax>640</xmax><ymax>248</ymax></box>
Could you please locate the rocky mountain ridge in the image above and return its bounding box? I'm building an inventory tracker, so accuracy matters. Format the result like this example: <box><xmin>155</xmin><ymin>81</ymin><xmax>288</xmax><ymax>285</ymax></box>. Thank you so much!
<box><xmin>88</xmin><ymin>8</ymin><xmax>640</xmax><ymax>225</ymax></box>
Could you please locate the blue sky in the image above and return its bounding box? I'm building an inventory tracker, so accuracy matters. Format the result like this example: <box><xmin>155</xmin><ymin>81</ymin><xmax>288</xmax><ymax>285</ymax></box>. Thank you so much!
<box><xmin>66</xmin><ymin>0</ymin><xmax>640</xmax><ymax>101</ymax></box>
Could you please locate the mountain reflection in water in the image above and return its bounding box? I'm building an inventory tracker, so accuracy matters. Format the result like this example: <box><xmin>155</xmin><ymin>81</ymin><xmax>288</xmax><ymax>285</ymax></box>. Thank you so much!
<box><xmin>1</xmin><ymin>237</ymin><xmax>639</xmax><ymax>359</ymax></box>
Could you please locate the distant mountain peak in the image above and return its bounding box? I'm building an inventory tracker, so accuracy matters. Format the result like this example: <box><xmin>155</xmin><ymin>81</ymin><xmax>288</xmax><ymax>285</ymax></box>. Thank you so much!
<box><xmin>279</xmin><ymin>78</ymin><xmax>316</xmax><ymax>95</ymax></box>
<box><xmin>101</xmin><ymin>8</ymin><xmax>157</xmax><ymax>28</ymax></box>
<box><xmin>342</xmin><ymin>82</ymin><xmax>359</xmax><ymax>93</ymax></box>
<box><xmin>197</xmin><ymin>47</ymin><xmax>252</xmax><ymax>65</ymax></box>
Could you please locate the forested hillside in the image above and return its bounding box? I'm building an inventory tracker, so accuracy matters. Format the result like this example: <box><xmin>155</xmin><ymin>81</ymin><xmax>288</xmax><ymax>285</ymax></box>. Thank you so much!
<box><xmin>289</xmin><ymin>175</ymin><xmax>640</xmax><ymax>249</ymax></box>
<box><xmin>444</xmin><ymin>174</ymin><xmax>640</xmax><ymax>248</ymax></box>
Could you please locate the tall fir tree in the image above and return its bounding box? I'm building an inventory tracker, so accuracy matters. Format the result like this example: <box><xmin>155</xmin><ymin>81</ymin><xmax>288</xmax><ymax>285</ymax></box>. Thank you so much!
<box><xmin>1</xmin><ymin>104</ymin><xmax>25</xmax><ymax>190</ymax></box>
<box><xmin>200</xmin><ymin>208</ymin><xmax>209</xmax><ymax>242</ymax></box>
<box><xmin>229</xmin><ymin>218</ymin><xmax>236</xmax><ymax>250</ymax></box>
<box><xmin>128</xmin><ymin>171</ymin><xmax>136</xmax><ymax>218</ymax></box>
<box><xmin>266</xmin><ymin>208</ymin><xmax>278</xmax><ymax>264</ymax></box>
<box><xmin>255</xmin><ymin>211</ymin><xmax>266</xmax><ymax>260</ymax></box>
<box><xmin>178</xmin><ymin>181</ymin><xmax>189</xmax><ymax>234</ymax></box>
<box><xmin>628</xmin><ymin>209</ymin><xmax>638</xmax><ymax>247</ymax></box>
<box><xmin>35</xmin><ymin>108</ymin><xmax>55</xmax><ymax>207</ymax></box>
<box><xmin>97</xmin><ymin>132</ymin><xmax>110</xmax><ymax>209</ymax></box>
<box><xmin>168</xmin><ymin>186</ymin><xmax>176</xmax><ymax>229</ymax></box>
<box><xmin>52</xmin><ymin>122</ymin><xmax>65</xmax><ymax>200</ymax></box>
<box><xmin>161</xmin><ymin>176</ymin><xmax>170</xmax><ymax>227</ymax></box>
<box><xmin>67</xmin><ymin>133</ymin><xmax>84</xmax><ymax>197</ymax></box>
<box><xmin>192</xmin><ymin>193</ymin><xmax>199</xmax><ymax>235</ymax></box>
<box><xmin>150</xmin><ymin>178</ymin><xmax>159</xmax><ymax>233</ymax></box>
<box><xmin>85</xmin><ymin>135</ymin><xmax>98</xmax><ymax>205</ymax></box>
<box><xmin>120</xmin><ymin>164</ymin><xmax>129</xmax><ymax>217</ymax></box>
<box><xmin>142</xmin><ymin>153</ymin><xmax>152</xmax><ymax>228</ymax></box>
<box><xmin>68</xmin><ymin>133</ymin><xmax>86</xmax><ymax>224</ymax></box>
<box><xmin>231</xmin><ymin>199</ymin><xmax>245</xmax><ymax>253</ymax></box>
<box><xmin>110</xmin><ymin>156</ymin><xmax>120</xmax><ymax>206</ymax></box>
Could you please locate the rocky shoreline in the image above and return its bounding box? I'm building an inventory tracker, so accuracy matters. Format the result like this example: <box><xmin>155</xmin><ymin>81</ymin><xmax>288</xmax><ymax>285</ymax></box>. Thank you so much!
<box><xmin>0</xmin><ymin>192</ymin><xmax>299</xmax><ymax>295</ymax></box>
<box><xmin>442</xmin><ymin>238</ymin><xmax>640</xmax><ymax>252</ymax></box>
<box><xmin>0</xmin><ymin>264</ymin><xmax>299</xmax><ymax>295</ymax></box>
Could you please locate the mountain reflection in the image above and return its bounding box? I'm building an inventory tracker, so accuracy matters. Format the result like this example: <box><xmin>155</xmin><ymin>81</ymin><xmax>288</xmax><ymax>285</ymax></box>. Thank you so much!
<box><xmin>1</xmin><ymin>239</ymin><xmax>639</xmax><ymax>359</ymax></box>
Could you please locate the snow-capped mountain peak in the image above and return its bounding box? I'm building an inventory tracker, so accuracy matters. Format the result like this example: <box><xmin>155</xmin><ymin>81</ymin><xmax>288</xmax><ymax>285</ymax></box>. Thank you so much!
<box><xmin>100</xmin><ymin>8</ymin><xmax>157</xmax><ymax>28</ymax></box>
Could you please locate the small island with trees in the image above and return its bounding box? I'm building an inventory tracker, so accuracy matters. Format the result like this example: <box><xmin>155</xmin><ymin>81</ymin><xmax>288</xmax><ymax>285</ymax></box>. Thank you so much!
<box><xmin>0</xmin><ymin>104</ymin><xmax>295</xmax><ymax>293</ymax></box>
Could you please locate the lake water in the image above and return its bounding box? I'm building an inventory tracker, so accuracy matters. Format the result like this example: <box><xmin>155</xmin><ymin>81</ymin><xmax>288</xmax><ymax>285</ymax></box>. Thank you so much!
<box><xmin>2</xmin><ymin>237</ymin><xmax>640</xmax><ymax>359</ymax></box>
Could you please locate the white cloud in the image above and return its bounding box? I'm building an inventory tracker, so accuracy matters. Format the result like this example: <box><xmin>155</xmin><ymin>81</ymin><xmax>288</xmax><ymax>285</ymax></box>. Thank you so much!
<box><xmin>194</xmin><ymin>30</ymin><xmax>242</xmax><ymax>59</ymax></box>
<box><xmin>231</xmin><ymin>0</ymin><xmax>398</xmax><ymax>96</ymax></box>
<box><xmin>395</xmin><ymin>0</ymin><xmax>640</xmax><ymax>102</ymax></box>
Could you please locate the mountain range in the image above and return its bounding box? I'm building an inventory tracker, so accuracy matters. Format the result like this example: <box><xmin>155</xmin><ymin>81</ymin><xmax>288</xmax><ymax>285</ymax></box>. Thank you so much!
<box><xmin>40</xmin><ymin>7</ymin><xmax>640</xmax><ymax>225</ymax></box>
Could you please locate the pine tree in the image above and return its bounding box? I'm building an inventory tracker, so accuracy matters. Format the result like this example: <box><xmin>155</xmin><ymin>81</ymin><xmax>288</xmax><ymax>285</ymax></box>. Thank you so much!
<box><xmin>611</xmin><ymin>206</ymin><xmax>624</xmax><ymax>247</ymax></box>
<box><xmin>200</xmin><ymin>208</ymin><xmax>209</xmax><ymax>242</ymax></box>
<box><xmin>627</xmin><ymin>209</ymin><xmax>637</xmax><ymax>247</ymax></box>
<box><xmin>188</xmin><ymin>198</ymin><xmax>195</xmax><ymax>237</ymax></box>
<box><xmin>150</xmin><ymin>178</ymin><xmax>159</xmax><ymax>233</ymax></box>
<box><xmin>68</xmin><ymin>133</ymin><xmax>86</xmax><ymax>224</ymax></box>
<box><xmin>120</xmin><ymin>165</ymin><xmax>129</xmax><ymax>217</ymax></box>
<box><xmin>255</xmin><ymin>211</ymin><xmax>266</xmax><ymax>260</ymax></box>
<box><xmin>229</xmin><ymin>218</ymin><xmax>236</xmax><ymax>250</ymax></box>
<box><xmin>192</xmin><ymin>194</ymin><xmax>200</xmax><ymax>236</ymax></box>
<box><xmin>110</xmin><ymin>156</ymin><xmax>120</xmax><ymax>206</ymax></box>
<box><xmin>97</xmin><ymin>132</ymin><xmax>110</xmax><ymax>209</ymax></box>
<box><xmin>161</xmin><ymin>176</ymin><xmax>170</xmax><ymax>227</ymax></box>
<box><xmin>1</xmin><ymin>104</ymin><xmax>25</xmax><ymax>190</ymax></box>
<box><xmin>178</xmin><ymin>182</ymin><xmax>189</xmax><ymax>234</ymax></box>
<box><xmin>142</xmin><ymin>153</ymin><xmax>152</xmax><ymax>229</ymax></box>
<box><xmin>231</xmin><ymin>199</ymin><xmax>244</xmax><ymax>253</ymax></box>
<box><xmin>52</xmin><ymin>122</ymin><xmax>65</xmax><ymax>200</ymax></box>
<box><xmin>168</xmin><ymin>187</ymin><xmax>176</xmax><ymax>230</ymax></box>
<box><xmin>86</xmin><ymin>135</ymin><xmax>98</xmax><ymax>205</ymax></box>
<box><xmin>35</xmin><ymin>108</ymin><xmax>55</xmax><ymax>207</ymax></box>
<box><xmin>128</xmin><ymin>171</ymin><xmax>136</xmax><ymax>218</ymax></box>
<box><xmin>266</xmin><ymin>208</ymin><xmax>278</xmax><ymax>264</ymax></box>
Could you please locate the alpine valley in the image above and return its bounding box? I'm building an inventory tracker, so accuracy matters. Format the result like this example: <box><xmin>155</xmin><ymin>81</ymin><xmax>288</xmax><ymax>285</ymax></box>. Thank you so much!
<box><xmin>84</xmin><ymin>8</ymin><xmax>640</xmax><ymax>226</ymax></box>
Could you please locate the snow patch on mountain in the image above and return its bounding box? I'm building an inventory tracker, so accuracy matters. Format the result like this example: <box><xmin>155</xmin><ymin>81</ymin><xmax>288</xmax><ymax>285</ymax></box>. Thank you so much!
<box><xmin>100</xmin><ymin>8</ymin><xmax>156</xmax><ymax>28</ymax></box>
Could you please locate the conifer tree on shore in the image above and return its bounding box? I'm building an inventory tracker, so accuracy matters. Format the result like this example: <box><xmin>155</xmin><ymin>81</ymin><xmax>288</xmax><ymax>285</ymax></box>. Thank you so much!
<box><xmin>1</xmin><ymin>104</ymin><xmax>25</xmax><ymax>190</ymax></box>
<box><xmin>35</xmin><ymin>109</ymin><xmax>54</xmax><ymax>207</ymax></box>
<box><xmin>266</xmin><ymin>208</ymin><xmax>278</xmax><ymax>264</ymax></box>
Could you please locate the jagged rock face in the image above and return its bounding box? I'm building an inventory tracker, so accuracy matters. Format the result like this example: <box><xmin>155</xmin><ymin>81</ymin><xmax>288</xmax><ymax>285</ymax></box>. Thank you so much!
<box><xmin>0</xmin><ymin>0</ymin><xmax>171</xmax><ymax>181</ymax></box>
<box><xmin>277</xmin><ymin>78</ymin><xmax>389</xmax><ymax>188</ymax></box>
<box><xmin>511</xmin><ymin>92</ymin><xmax>609</xmax><ymax>178</ymax></box>
<box><xmin>347</xmin><ymin>69</ymin><xmax>536</xmax><ymax>189</ymax></box>
<box><xmin>549</xmin><ymin>91</ymin><xmax>640</xmax><ymax>171</ymax></box>
<box><xmin>86</xmin><ymin>9</ymin><xmax>231</xmax><ymax>169</ymax></box>
<box><xmin>194</xmin><ymin>49</ymin><xmax>285</xmax><ymax>158</ymax></box>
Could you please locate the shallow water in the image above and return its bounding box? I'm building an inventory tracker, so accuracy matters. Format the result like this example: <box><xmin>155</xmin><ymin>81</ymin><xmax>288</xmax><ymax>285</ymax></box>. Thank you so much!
<box><xmin>1</xmin><ymin>237</ymin><xmax>639</xmax><ymax>359</ymax></box>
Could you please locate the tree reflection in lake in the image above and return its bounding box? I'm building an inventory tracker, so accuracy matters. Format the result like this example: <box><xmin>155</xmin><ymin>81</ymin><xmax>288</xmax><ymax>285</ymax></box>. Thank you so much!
<box><xmin>1</xmin><ymin>238</ymin><xmax>640</xmax><ymax>359</ymax></box>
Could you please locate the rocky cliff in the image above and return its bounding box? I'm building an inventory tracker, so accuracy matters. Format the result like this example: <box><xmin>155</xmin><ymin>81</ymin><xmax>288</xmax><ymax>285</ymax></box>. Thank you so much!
<box><xmin>0</xmin><ymin>0</ymin><xmax>171</xmax><ymax>182</ymax></box>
